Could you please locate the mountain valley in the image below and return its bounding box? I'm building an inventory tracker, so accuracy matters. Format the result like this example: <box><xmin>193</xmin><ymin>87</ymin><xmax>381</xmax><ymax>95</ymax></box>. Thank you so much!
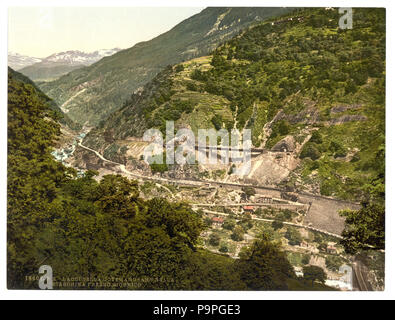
<box><xmin>7</xmin><ymin>7</ymin><xmax>386</xmax><ymax>291</ymax></box>
<box><xmin>37</xmin><ymin>7</ymin><xmax>293</xmax><ymax>126</ymax></box>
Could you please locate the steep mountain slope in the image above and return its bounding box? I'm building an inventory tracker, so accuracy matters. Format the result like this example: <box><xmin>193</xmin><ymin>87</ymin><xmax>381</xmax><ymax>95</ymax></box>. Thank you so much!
<box><xmin>8</xmin><ymin>67</ymin><xmax>81</xmax><ymax>130</ymax></box>
<box><xmin>18</xmin><ymin>48</ymin><xmax>121</xmax><ymax>82</ymax></box>
<box><xmin>39</xmin><ymin>7</ymin><xmax>294</xmax><ymax>126</ymax></box>
<box><xmin>84</xmin><ymin>8</ymin><xmax>385</xmax><ymax>202</ymax></box>
<box><xmin>8</xmin><ymin>52</ymin><xmax>42</xmax><ymax>70</ymax></box>
<box><xmin>8</xmin><ymin>67</ymin><xmax>303</xmax><ymax>291</ymax></box>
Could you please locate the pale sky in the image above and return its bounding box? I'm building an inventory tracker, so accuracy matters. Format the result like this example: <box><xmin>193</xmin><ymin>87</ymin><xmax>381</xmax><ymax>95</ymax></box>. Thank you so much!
<box><xmin>8</xmin><ymin>7</ymin><xmax>204</xmax><ymax>58</ymax></box>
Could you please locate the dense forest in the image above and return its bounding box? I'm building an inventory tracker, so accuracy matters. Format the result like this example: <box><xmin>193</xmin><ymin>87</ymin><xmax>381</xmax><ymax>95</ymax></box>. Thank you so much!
<box><xmin>8</xmin><ymin>69</ymin><xmax>331</xmax><ymax>290</ymax></box>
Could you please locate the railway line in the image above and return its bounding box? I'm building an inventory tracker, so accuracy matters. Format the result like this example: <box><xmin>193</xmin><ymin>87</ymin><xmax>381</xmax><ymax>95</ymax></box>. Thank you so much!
<box><xmin>77</xmin><ymin>142</ymin><xmax>359</xmax><ymax>236</ymax></box>
<box><xmin>353</xmin><ymin>258</ymin><xmax>373</xmax><ymax>291</ymax></box>
<box><xmin>78</xmin><ymin>142</ymin><xmax>357</xmax><ymax>203</ymax></box>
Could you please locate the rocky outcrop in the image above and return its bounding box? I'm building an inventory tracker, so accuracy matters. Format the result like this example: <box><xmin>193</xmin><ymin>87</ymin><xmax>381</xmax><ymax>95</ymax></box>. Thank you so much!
<box><xmin>329</xmin><ymin>114</ymin><xmax>367</xmax><ymax>125</ymax></box>
<box><xmin>330</xmin><ymin>104</ymin><xmax>363</xmax><ymax>114</ymax></box>
<box><xmin>271</xmin><ymin>136</ymin><xmax>296</xmax><ymax>152</ymax></box>
<box><xmin>275</xmin><ymin>99</ymin><xmax>320</xmax><ymax>125</ymax></box>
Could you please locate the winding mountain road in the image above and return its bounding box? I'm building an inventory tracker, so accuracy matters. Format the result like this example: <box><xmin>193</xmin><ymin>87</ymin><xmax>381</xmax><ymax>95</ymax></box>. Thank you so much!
<box><xmin>77</xmin><ymin>141</ymin><xmax>359</xmax><ymax>236</ymax></box>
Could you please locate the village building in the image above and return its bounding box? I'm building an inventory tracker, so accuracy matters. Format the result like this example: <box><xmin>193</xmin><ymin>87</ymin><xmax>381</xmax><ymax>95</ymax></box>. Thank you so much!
<box><xmin>212</xmin><ymin>217</ymin><xmax>224</xmax><ymax>228</ymax></box>
<box><xmin>326</xmin><ymin>244</ymin><xmax>338</xmax><ymax>254</ymax></box>
<box><xmin>243</xmin><ymin>206</ymin><xmax>255</xmax><ymax>214</ymax></box>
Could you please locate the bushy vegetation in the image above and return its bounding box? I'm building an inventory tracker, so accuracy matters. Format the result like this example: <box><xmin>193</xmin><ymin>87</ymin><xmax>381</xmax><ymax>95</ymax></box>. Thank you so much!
<box><xmin>149</xmin><ymin>153</ymin><xmax>169</xmax><ymax>174</ymax></box>
<box><xmin>340</xmin><ymin>203</ymin><xmax>385</xmax><ymax>254</ymax></box>
<box><xmin>303</xmin><ymin>266</ymin><xmax>327</xmax><ymax>287</ymax></box>
<box><xmin>285</xmin><ymin>227</ymin><xmax>303</xmax><ymax>246</ymax></box>
<box><xmin>300</xmin><ymin>142</ymin><xmax>322</xmax><ymax>160</ymax></box>
<box><xmin>235</xmin><ymin>235</ymin><xmax>295</xmax><ymax>290</ymax></box>
<box><xmin>326</xmin><ymin>255</ymin><xmax>344</xmax><ymax>272</ymax></box>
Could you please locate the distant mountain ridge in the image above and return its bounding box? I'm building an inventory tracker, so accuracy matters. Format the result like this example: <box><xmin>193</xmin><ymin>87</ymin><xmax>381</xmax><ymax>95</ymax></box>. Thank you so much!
<box><xmin>12</xmin><ymin>48</ymin><xmax>121</xmax><ymax>82</ymax></box>
<box><xmin>8</xmin><ymin>52</ymin><xmax>42</xmax><ymax>70</ymax></box>
<box><xmin>40</xmin><ymin>48</ymin><xmax>121</xmax><ymax>65</ymax></box>
<box><xmin>39</xmin><ymin>7</ymin><xmax>295</xmax><ymax>126</ymax></box>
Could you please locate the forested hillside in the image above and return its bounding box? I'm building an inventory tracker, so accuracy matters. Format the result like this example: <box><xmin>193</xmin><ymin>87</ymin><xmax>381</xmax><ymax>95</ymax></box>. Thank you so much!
<box><xmin>9</xmin><ymin>69</ymin><xmax>329</xmax><ymax>290</ymax></box>
<box><xmin>39</xmin><ymin>7</ymin><xmax>293</xmax><ymax>126</ymax></box>
<box><xmin>86</xmin><ymin>8</ymin><xmax>385</xmax><ymax>203</ymax></box>
<box><xmin>8</xmin><ymin>67</ymin><xmax>81</xmax><ymax>130</ymax></box>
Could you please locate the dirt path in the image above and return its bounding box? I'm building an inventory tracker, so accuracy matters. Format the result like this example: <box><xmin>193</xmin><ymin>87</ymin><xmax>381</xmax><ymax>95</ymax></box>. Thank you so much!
<box><xmin>60</xmin><ymin>88</ymin><xmax>87</xmax><ymax>113</ymax></box>
<box><xmin>197</xmin><ymin>208</ymin><xmax>343</xmax><ymax>239</ymax></box>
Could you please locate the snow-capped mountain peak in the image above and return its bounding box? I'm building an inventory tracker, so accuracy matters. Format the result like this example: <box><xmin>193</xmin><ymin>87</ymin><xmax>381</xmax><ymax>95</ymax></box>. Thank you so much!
<box><xmin>8</xmin><ymin>48</ymin><xmax>122</xmax><ymax>71</ymax></box>
<box><xmin>8</xmin><ymin>52</ymin><xmax>42</xmax><ymax>70</ymax></box>
<box><xmin>43</xmin><ymin>48</ymin><xmax>121</xmax><ymax>65</ymax></box>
